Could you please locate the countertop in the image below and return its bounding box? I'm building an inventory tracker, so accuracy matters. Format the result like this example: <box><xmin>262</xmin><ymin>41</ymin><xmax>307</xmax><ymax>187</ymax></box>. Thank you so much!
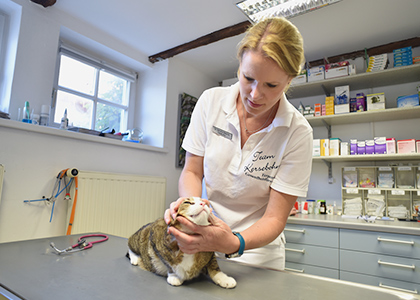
<box><xmin>1</xmin><ymin>234</ymin><xmax>419</xmax><ymax>300</ymax></box>
<box><xmin>287</xmin><ymin>214</ymin><xmax>420</xmax><ymax>235</ymax></box>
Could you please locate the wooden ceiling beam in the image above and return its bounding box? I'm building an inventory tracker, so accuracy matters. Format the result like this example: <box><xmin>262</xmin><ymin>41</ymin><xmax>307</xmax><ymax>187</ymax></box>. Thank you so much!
<box><xmin>30</xmin><ymin>0</ymin><xmax>57</xmax><ymax>7</ymax></box>
<box><xmin>309</xmin><ymin>37</ymin><xmax>420</xmax><ymax>66</ymax></box>
<box><xmin>148</xmin><ymin>21</ymin><xmax>251</xmax><ymax>63</ymax></box>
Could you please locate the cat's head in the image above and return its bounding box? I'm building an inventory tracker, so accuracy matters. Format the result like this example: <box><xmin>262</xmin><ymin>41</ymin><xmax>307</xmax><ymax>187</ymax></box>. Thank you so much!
<box><xmin>171</xmin><ymin>197</ymin><xmax>211</xmax><ymax>229</ymax></box>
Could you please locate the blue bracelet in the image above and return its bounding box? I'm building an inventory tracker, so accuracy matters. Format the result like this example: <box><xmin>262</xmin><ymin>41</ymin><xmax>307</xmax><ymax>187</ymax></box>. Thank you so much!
<box><xmin>233</xmin><ymin>232</ymin><xmax>245</xmax><ymax>256</ymax></box>
<box><xmin>225</xmin><ymin>231</ymin><xmax>245</xmax><ymax>258</ymax></box>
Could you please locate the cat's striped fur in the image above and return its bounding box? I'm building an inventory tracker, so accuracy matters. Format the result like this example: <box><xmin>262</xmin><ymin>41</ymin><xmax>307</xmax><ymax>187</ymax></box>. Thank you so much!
<box><xmin>127</xmin><ymin>197</ymin><xmax>236</xmax><ymax>288</ymax></box>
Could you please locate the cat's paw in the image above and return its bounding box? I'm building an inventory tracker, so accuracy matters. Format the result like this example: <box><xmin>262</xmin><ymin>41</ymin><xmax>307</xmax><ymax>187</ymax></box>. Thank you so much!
<box><xmin>127</xmin><ymin>249</ymin><xmax>140</xmax><ymax>265</ymax></box>
<box><xmin>212</xmin><ymin>272</ymin><xmax>236</xmax><ymax>289</ymax></box>
<box><xmin>167</xmin><ymin>273</ymin><xmax>183</xmax><ymax>286</ymax></box>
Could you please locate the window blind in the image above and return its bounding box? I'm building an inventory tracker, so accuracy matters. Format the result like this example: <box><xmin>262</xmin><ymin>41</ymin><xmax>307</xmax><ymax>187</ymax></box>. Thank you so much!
<box><xmin>59</xmin><ymin>42</ymin><xmax>137</xmax><ymax>82</ymax></box>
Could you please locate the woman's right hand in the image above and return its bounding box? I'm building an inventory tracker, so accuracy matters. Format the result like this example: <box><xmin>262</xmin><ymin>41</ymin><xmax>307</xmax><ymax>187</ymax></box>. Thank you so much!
<box><xmin>164</xmin><ymin>197</ymin><xmax>211</xmax><ymax>224</ymax></box>
<box><xmin>164</xmin><ymin>197</ymin><xmax>184</xmax><ymax>224</ymax></box>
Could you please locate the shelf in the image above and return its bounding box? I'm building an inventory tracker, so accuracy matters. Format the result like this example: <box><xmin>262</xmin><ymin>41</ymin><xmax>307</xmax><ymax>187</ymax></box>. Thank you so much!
<box><xmin>313</xmin><ymin>153</ymin><xmax>420</xmax><ymax>163</ymax></box>
<box><xmin>305</xmin><ymin>106</ymin><xmax>420</xmax><ymax>127</ymax></box>
<box><xmin>342</xmin><ymin>187</ymin><xmax>420</xmax><ymax>192</ymax></box>
<box><xmin>0</xmin><ymin>119</ymin><xmax>168</xmax><ymax>153</ymax></box>
<box><xmin>287</xmin><ymin>63</ymin><xmax>420</xmax><ymax>99</ymax></box>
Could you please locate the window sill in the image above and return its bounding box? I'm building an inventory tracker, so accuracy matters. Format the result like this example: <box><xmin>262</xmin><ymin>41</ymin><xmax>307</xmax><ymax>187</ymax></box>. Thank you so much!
<box><xmin>0</xmin><ymin>118</ymin><xmax>168</xmax><ymax>153</ymax></box>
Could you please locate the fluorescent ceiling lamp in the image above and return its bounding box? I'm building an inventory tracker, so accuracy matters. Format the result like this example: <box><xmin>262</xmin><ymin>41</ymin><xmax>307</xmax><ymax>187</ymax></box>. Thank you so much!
<box><xmin>236</xmin><ymin>0</ymin><xmax>343</xmax><ymax>23</ymax></box>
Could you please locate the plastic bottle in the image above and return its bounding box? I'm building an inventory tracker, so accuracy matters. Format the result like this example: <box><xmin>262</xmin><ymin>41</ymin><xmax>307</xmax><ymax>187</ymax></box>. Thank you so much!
<box><xmin>22</xmin><ymin>101</ymin><xmax>32</xmax><ymax>123</ymax></box>
<box><xmin>60</xmin><ymin>108</ymin><xmax>68</xmax><ymax>130</ymax></box>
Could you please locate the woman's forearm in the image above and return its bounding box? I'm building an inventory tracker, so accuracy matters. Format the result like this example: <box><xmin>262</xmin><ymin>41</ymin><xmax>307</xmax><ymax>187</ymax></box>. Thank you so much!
<box><xmin>178</xmin><ymin>169</ymin><xmax>203</xmax><ymax>197</ymax></box>
<box><xmin>178</xmin><ymin>152</ymin><xmax>205</xmax><ymax>198</ymax></box>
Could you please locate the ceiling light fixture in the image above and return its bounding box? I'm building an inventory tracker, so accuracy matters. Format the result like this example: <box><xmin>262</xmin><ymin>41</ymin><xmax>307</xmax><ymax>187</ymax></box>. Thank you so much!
<box><xmin>236</xmin><ymin>0</ymin><xmax>343</xmax><ymax>23</ymax></box>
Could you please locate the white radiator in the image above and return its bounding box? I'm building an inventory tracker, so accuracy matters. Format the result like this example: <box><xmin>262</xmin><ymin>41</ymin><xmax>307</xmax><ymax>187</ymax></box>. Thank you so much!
<box><xmin>0</xmin><ymin>165</ymin><xmax>4</xmax><ymax>206</ymax></box>
<box><xmin>68</xmin><ymin>171</ymin><xmax>166</xmax><ymax>238</ymax></box>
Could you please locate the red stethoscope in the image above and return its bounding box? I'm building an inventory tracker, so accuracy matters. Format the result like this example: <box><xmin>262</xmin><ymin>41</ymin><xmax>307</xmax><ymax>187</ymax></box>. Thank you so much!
<box><xmin>50</xmin><ymin>234</ymin><xmax>108</xmax><ymax>255</ymax></box>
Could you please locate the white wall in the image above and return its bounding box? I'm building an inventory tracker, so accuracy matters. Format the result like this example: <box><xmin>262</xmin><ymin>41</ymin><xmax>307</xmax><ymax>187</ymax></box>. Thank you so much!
<box><xmin>0</xmin><ymin>0</ymin><xmax>217</xmax><ymax>243</ymax></box>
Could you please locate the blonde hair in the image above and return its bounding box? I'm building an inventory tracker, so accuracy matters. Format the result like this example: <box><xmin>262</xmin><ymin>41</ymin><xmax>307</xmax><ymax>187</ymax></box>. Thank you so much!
<box><xmin>237</xmin><ymin>18</ymin><xmax>304</xmax><ymax>78</ymax></box>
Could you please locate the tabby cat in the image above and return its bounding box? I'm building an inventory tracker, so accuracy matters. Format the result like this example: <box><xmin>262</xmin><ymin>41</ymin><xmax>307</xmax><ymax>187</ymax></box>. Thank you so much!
<box><xmin>127</xmin><ymin>197</ymin><xmax>236</xmax><ymax>288</ymax></box>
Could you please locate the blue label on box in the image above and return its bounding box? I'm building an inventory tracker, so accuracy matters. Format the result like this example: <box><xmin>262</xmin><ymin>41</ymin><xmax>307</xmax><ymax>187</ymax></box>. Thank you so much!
<box><xmin>393</xmin><ymin>46</ymin><xmax>412</xmax><ymax>53</ymax></box>
<box><xmin>397</xmin><ymin>94</ymin><xmax>420</xmax><ymax>107</ymax></box>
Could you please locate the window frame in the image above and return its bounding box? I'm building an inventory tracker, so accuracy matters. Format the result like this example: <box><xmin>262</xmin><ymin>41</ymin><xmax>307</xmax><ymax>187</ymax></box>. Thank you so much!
<box><xmin>52</xmin><ymin>43</ymin><xmax>137</xmax><ymax>132</ymax></box>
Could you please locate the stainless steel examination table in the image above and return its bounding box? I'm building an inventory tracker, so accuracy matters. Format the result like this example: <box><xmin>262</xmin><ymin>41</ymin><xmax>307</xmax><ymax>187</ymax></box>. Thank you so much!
<box><xmin>0</xmin><ymin>234</ymin><xmax>419</xmax><ymax>300</ymax></box>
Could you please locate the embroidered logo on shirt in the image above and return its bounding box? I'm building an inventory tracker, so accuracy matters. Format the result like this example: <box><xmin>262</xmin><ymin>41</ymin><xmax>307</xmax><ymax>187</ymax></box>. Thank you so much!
<box><xmin>212</xmin><ymin>126</ymin><xmax>233</xmax><ymax>140</ymax></box>
<box><xmin>244</xmin><ymin>151</ymin><xmax>279</xmax><ymax>182</ymax></box>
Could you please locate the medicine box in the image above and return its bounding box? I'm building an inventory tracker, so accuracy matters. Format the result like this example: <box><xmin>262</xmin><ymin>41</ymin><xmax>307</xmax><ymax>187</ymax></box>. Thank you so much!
<box><xmin>340</xmin><ymin>142</ymin><xmax>349</xmax><ymax>156</ymax></box>
<box><xmin>321</xmin><ymin>139</ymin><xmax>329</xmax><ymax>156</ymax></box>
<box><xmin>314</xmin><ymin>103</ymin><xmax>321</xmax><ymax>117</ymax></box>
<box><xmin>330</xmin><ymin>138</ymin><xmax>341</xmax><ymax>156</ymax></box>
<box><xmin>334</xmin><ymin>85</ymin><xmax>350</xmax><ymax>114</ymax></box>
<box><xmin>325</xmin><ymin>66</ymin><xmax>349</xmax><ymax>79</ymax></box>
<box><xmin>350</xmin><ymin>98</ymin><xmax>357</xmax><ymax>112</ymax></box>
<box><xmin>350</xmin><ymin>139</ymin><xmax>357</xmax><ymax>155</ymax></box>
<box><xmin>365</xmin><ymin>140</ymin><xmax>375</xmax><ymax>155</ymax></box>
<box><xmin>357</xmin><ymin>141</ymin><xmax>366</xmax><ymax>155</ymax></box>
<box><xmin>397</xmin><ymin>94</ymin><xmax>419</xmax><ymax>108</ymax></box>
<box><xmin>367</xmin><ymin>92</ymin><xmax>385</xmax><ymax>111</ymax></box>
<box><xmin>397</xmin><ymin>139</ymin><xmax>416</xmax><ymax>154</ymax></box>
<box><xmin>325</xmin><ymin>96</ymin><xmax>334</xmax><ymax>115</ymax></box>
<box><xmin>291</xmin><ymin>74</ymin><xmax>307</xmax><ymax>85</ymax></box>
<box><xmin>308</xmin><ymin>66</ymin><xmax>325</xmax><ymax>82</ymax></box>
<box><xmin>374</xmin><ymin>137</ymin><xmax>387</xmax><ymax>154</ymax></box>
<box><xmin>313</xmin><ymin>139</ymin><xmax>320</xmax><ymax>157</ymax></box>
<box><xmin>417</xmin><ymin>140</ymin><xmax>420</xmax><ymax>153</ymax></box>
<box><xmin>356</xmin><ymin>93</ymin><xmax>366</xmax><ymax>111</ymax></box>
<box><xmin>335</xmin><ymin>85</ymin><xmax>350</xmax><ymax>104</ymax></box>
<box><xmin>386</xmin><ymin>138</ymin><xmax>396</xmax><ymax>154</ymax></box>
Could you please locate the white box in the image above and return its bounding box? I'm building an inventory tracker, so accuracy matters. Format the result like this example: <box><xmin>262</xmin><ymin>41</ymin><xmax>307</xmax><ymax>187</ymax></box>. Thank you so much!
<box><xmin>397</xmin><ymin>139</ymin><xmax>416</xmax><ymax>154</ymax></box>
<box><xmin>367</xmin><ymin>93</ymin><xmax>386</xmax><ymax>111</ymax></box>
<box><xmin>335</xmin><ymin>85</ymin><xmax>350</xmax><ymax>104</ymax></box>
<box><xmin>291</xmin><ymin>74</ymin><xmax>307</xmax><ymax>85</ymax></box>
<box><xmin>325</xmin><ymin>66</ymin><xmax>349</xmax><ymax>79</ymax></box>
<box><xmin>330</xmin><ymin>138</ymin><xmax>341</xmax><ymax>156</ymax></box>
<box><xmin>313</xmin><ymin>139</ymin><xmax>320</xmax><ymax>157</ymax></box>
<box><xmin>308</xmin><ymin>66</ymin><xmax>325</xmax><ymax>82</ymax></box>
<box><xmin>386</xmin><ymin>138</ymin><xmax>396</xmax><ymax>154</ymax></box>
<box><xmin>341</xmin><ymin>142</ymin><xmax>349</xmax><ymax>155</ymax></box>
<box><xmin>334</xmin><ymin>104</ymin><xmax>350</xmax><ymax>114</ymax></box>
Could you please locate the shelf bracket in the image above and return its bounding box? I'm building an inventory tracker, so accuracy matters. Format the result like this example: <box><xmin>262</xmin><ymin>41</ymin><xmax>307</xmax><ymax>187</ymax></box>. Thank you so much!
<box><xmin>321</xmin><ymin>84</ymin><xmax>330</xmax><ymax>97</ymax></box>
<box><xmin>322</xmin><ymin>159</ymin><xmax>334</xmax><ymax>184</ymax></box>
<box><xmin>321</xmin><ymin>119</ymin><xmax>332</xmax><ymax>139</ymax></box>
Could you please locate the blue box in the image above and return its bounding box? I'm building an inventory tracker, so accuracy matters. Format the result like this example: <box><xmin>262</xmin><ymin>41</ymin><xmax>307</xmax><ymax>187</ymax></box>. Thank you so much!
<box><xmin>397</xmin><ymin>94</ymin><xmax>420</xmax><ymax>107</ymax></box>
<box><xmin>393</xmin><ymin>46</ymin><xmax>412</xmax><ymax>53</ymax></box>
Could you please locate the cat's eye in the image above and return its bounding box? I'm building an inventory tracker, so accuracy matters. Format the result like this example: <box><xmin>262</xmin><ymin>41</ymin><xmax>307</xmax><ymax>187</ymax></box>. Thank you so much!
<box><xmin>183</xmin><ymin>201</ymin><xmax>192</xmax><ymax>205</ymax></box>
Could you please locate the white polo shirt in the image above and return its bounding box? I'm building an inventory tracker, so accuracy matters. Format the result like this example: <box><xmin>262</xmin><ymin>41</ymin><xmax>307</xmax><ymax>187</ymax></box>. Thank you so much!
<box><xmin>182</xmin><ymin>82</ymin><xmax>313</xmax><ymax>268</ymax></box>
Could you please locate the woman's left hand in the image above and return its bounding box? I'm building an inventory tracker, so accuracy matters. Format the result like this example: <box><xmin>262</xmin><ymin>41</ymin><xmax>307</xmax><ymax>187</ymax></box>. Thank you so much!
<box><xmin>167</xmin><ymin>214</ymin><xmax>239</xmax><ymax>255</ymax></box>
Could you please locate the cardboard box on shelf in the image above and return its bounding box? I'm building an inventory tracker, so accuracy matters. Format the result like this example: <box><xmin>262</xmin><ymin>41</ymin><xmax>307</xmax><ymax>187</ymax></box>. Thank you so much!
<box><xmin>367</xmin><ymin>92</ymin><xmax>385</xmax><ymax>111</ymax></box>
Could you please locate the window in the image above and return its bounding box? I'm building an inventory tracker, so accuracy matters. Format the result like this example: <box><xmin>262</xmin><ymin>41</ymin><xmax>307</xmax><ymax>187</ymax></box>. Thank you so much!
<box><xmin>54</xmin><ymin>45</ymin><xmax>137</xmax><ymax>132</ymax></box>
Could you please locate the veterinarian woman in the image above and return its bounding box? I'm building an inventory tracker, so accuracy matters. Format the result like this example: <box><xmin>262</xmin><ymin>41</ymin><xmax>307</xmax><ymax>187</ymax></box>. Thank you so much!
<box><xmin>166</xmin><ymin>17</ymin><xmax>312</xmax><ymax>270</ymax></box>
